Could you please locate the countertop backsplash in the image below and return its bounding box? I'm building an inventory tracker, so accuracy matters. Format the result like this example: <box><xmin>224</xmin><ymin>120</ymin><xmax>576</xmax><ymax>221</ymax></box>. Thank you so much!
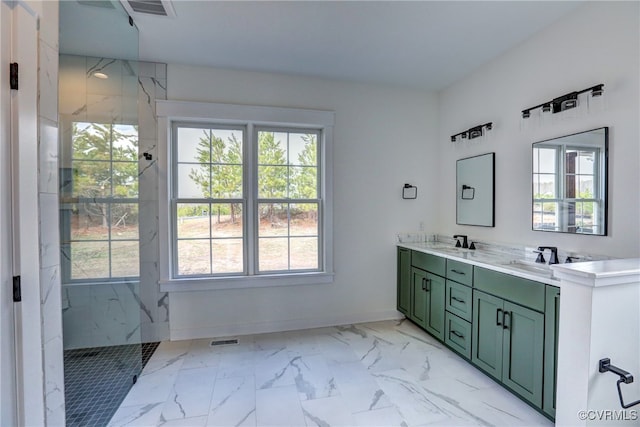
<box><xmin>396</xmin><ymin>232</ymin><xmax>613</xmax><ymax>264</ymax></box>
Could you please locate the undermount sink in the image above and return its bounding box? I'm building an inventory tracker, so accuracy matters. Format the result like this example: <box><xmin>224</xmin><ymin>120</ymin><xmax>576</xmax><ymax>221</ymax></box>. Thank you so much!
<box><xmin>503</xmin><ymin>260</ymin><xmax>554</xmax><ymax>278</ymax></box>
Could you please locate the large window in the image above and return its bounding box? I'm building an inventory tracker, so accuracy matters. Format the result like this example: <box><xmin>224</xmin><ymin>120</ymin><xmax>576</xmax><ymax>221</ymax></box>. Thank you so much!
<box><xmin>159</xmin><ymin>101</ymin><xmax>333</xmax><ymax>289</ymax></box>
<box><xmin>172</xmin><ymin>124</ymin><xmax>322</xmax><ymax>278</ymax></box>
<box><xmin>60</xmin><ymin>122</ymin><xmax>139</xmax><ymax>282</ymax></box>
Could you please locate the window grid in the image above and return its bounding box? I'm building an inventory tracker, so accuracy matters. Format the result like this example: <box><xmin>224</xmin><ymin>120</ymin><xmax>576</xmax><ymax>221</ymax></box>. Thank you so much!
<box><xmin>172</xmin><ymin>123</ymin><xmax>246</xmax><ymax>278</ymax></box>
<box><xmin>255</xmin><ymin>128</ymin><xmax>321</xmax><ymax>274</ymax></box>
<box><xmin>61</xmin><ymin>122</ymin><xmax>140</xmax><ymax>283</ymax></box>
<box><xmin>171</xmin><ymin>123</ymin><xmax>323</xmax><ymax>279</ymax></box>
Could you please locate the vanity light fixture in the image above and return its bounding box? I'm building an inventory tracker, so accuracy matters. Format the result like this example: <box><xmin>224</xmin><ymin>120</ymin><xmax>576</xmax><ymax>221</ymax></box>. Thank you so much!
<box><xmin>521</xmin><ymin>83</ymin><xmax>604</xmax><ymax>118</ymax></box>
<box><xmin>451</xmin><ymin>122</ymin><xmax>492</xmax><ymax>143</ymax></box>
<box><xmin>93</xmin><ymin>71</ymin><xmax>109</xmax><ymax>79</ymax></box>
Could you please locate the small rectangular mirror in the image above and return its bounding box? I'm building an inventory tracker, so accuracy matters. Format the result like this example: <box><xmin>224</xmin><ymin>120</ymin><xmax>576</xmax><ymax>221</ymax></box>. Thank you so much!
<box><xmin>532</xmin><ymin>127</ymin><xmax>608</xmax><ymax>235</ymax></box>
<box><xmin>456</xmin><ymin>152</ymin><xmax>495</xmax><ymax>227</ymax></box>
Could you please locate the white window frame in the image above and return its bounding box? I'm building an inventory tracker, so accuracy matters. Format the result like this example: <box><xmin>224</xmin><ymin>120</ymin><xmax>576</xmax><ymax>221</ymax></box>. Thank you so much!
<box><xmin>157</xmin><ymin>101</ymin><xmax>334</xmax><ymax>291</ymax></box>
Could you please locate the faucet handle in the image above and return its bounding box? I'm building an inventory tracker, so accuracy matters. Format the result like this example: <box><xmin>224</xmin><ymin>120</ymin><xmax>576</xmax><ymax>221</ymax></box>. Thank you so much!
<box><xmin>455</xmin><ymin>239</ymin><xmax>461</xmax><ymax>248</ymax></box>
<box><xmin>533</xmin><ymin>250</ymin><xmax>546</xmax><ymax>264</ymax></box>
<box><xmin>565</xmin><ymin>256</ymin><xmax>580</xmax><ymax>263</ymax></box>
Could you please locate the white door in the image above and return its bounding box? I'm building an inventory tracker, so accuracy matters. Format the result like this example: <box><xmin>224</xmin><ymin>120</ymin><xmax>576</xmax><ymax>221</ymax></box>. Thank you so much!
<box><xmin>0</xmin><ymin>2</ymin><xmax>19</xmax><ymax>425</ymax></box>
<box><xmin>1</xmin><ymin>2</ymin><xmax>45</xmax><ymax>426</ymax></box>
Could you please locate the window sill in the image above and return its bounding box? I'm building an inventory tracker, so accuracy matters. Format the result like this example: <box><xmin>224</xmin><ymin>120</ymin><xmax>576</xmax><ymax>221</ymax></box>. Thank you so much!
<box><xmin>159</xmin><ymin>272</ymin><xmax>334</xmax><ymax>292</ymax></box>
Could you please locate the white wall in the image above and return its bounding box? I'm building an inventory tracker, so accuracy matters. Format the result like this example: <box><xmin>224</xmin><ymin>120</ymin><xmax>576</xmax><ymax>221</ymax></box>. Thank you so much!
<box><xmin>166</xmin><ymin>65</ymin><xmax>439</xmax><ymax>338</ymax></box>
<box><xmin>438</xmin><ymin>2</ymin><xmax>640</xmax><ymax>258</ymax></box>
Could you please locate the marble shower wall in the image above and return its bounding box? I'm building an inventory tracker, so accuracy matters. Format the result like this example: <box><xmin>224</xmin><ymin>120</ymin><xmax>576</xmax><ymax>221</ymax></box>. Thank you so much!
<box><xmin>37</xmin><ymin>1</ymin><xmax>65</xmax><ymax>424</ymax></box>
<box><xmin>59</xmin><ymin>55</ymin><xmax>168</xmax><ymax>349</ymax></box>
<box><xmin>138</xmin><ymin>61</ymin><xmax>169</xmax><ymax>343</ymax></box>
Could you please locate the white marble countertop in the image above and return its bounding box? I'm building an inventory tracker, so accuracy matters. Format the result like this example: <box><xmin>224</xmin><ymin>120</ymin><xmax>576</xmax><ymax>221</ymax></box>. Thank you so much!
<box><xmin>397</xmin><ymin>241</ymin><xmax>561</xmax><ymax>285</ymax></box>
<box><xmin>551</xmin><ymin>258</ymin><xmax>640</xmax><ymax>287</ymax></box>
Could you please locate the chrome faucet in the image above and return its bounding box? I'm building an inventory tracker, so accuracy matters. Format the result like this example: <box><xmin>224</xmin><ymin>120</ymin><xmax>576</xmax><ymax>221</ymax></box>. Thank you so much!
<box><xmin>536</xmin><ymin>246</ymin><xmax>559</xmax><ymax>265</ymax></box>
<box><xmin>453</xmin><ymin>234</ymin><xmax>468</xmax><ymax>249</ymax></box>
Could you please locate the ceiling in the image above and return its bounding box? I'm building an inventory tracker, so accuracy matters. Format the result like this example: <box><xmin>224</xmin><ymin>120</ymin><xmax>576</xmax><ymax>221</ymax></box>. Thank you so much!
<box><xmin>61</xmin><ymin>1</ymin><xmax>584</xmax><ymax>91</ymax></box>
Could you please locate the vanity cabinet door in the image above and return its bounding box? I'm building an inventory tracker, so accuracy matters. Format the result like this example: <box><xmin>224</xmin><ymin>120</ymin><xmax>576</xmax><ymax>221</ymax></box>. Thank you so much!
<box><xmin>410</xmin><ymin>267</ymin><xmax>428</xmax><ymax>326</ymax></box>
<box><xmin>502</xmin><ymin>301</ymin><xmax>544</xmax><ymax>408</ymax></box>
<box><xmin>423</xmin><ymin>272</ymin><xmax>445</xmax><ymax>341</ymax></box>
<box><xmin>472</xmin><ymin>291</ymin><xmax>504</xmax><ymax>380</ymax></box>
<box><xmin>397</xmin><ymin>248</ymin><xmax>411</xmax><ymax>315</ymax></box>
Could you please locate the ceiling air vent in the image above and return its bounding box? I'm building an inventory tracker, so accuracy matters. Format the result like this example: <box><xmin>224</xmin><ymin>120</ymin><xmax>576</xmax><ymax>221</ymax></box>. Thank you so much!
<box><xmin>121</xmin><ymin>0</ymin><xmax>175</xmax><ymax>17</ymax></box>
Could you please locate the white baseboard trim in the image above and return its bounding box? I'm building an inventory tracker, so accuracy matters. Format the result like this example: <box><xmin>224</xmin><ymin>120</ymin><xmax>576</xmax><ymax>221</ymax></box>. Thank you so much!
<box><xmin>169</xmin><ymin>310</ymin><xmax>404</xmax><ymax>341</ymax></box>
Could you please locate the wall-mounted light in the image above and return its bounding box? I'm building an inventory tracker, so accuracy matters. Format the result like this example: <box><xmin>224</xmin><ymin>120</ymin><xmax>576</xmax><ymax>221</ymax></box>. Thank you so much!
<box><xmin>522</xmin><ymin>84</ymin><xmax>604</xmax><ymax>118</ymax></box>
<box><xmin>402</xmin><ymin>183</ymin><xmax>417</xmax><ymax>199</ymax></box>
<box><xmin>93</xmin><ymin>71</ymin><xmax>109</xmax><ymax>79</ymax></box>
<box><xmin>451</xmin><ymin>122</ymin><xmax>492</xmax><ymax>143</ymax></box>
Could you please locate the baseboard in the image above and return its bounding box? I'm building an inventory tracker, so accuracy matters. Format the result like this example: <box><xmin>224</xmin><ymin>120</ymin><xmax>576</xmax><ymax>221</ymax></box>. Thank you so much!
<box><xmin>169</xmin><ymin>310</ymin><xmax>404</xmax><ymax>341</ymax></box>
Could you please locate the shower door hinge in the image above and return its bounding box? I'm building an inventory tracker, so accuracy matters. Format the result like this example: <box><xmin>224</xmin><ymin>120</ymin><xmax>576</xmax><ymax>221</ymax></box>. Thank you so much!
<box><xmin>13</xmin><ymin>276</ymin><xmax>21</xmax><ymax>302</ymax></box>
<box><xmin>10</xmin><ymin>63</ymin><xmax>18</xmax><ymax>90</ymax></box>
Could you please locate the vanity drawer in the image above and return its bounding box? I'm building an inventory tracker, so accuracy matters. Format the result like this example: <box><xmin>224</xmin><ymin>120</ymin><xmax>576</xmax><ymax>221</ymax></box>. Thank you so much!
<box><xmin>446</xmin><ymin>280</ymin><xmax>472</xmax><ymax>322</ymax></box>
<box><xmin>445</xmin><ymin>312</ymin><xmax>472</xmax><ymax>359</ymax></box>
<box><xmin>474</xmin><ymin>267</ymin><xmax>545</xmax><ymax>312</ymax></box>
<box><xmin>411</xmin><ymin>251</ymin><xmax>446</xmax><ymax>276</ymax></box>
<box><xmin>446</xmin><ymin>259</ymin><xmax>473</xmax><ymax>286</ymax></box>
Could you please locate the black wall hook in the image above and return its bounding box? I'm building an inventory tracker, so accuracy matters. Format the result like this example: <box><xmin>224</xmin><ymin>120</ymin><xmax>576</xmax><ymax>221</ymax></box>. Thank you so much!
<box><xmin>599</xmin><ymin>358</ymin><xmax>640</xmax><ymax>409</ymax></box>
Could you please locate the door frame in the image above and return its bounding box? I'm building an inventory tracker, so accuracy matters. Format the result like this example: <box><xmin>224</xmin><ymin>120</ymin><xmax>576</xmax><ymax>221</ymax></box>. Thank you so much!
<box><xmin>2</xmin><ymin>1</ymin><xmax>46</xmax><ymax>425</ymax></box>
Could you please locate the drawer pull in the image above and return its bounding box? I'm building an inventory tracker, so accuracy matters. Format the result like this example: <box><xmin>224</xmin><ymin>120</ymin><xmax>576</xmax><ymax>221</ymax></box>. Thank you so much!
<box><xmin>451</xmin><ymin>269</ymin><xmax>466</xmax><ymax>275</ymax></box>
<box><xmin>451</xmin><ymin>296</ymin><xmax>466</xmax><ymax>304</ymax></box>
<box><xmin>450</xmin><ymin>330</ymin><xmax>464</xmax><ymax>339</ymax></box>
<box><xmin>503</xmin><ymin>311</ymin><xmax>511</xmax><ymax>330</ymax></box>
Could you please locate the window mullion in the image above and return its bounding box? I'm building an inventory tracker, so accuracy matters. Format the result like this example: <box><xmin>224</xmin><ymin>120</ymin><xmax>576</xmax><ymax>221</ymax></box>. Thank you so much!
<box><xmin>246</xmin><ymin>123</ymin><xmax>256</xmax><ymax>276</ymax></box>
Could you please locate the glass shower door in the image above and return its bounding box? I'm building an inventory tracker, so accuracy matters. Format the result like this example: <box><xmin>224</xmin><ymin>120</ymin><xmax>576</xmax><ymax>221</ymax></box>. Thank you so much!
<box><xmin>59</xmin><ymin>1</ymin><xmax>143</xmax><ymax>425</ymax></box>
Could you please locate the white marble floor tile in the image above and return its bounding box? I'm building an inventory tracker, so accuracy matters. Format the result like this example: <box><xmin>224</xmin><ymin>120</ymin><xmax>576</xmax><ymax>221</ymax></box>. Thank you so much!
<box><xmin>108</xmin><ymin>402</ymin><xmax>164</xmax><ymax>427</ymax></box>
<box><xmin>254</xmin><ymin>348</ymin><xmax>296</xmax><ymax>390</ymax></box>
<box><xmin>158</xmin><ymin>415</ymin><xmax>207</xmax><ymax>426</ymax></box>
<box><xmin>180</xmin><ymin>338</ymin><xmax>225</xmax><ymax>369</ymax></box>
<box><xmin>161</xmin><ymin>366</ymin><xmax>217</xmax><ymax>421</ymax></box>
<box><xmin>288</xmin><ymin>354</ymin><xmax>338</xmax><ymax>401</ymax></box>
<box><xmin>111</xmin><ymin>320</ymin><xmax>553</xmax><ymax>427</ymax></box>
<box><xmin>207</xmin><ymin>376</ymin><xmax>256</xmax><ymax>427</ymax></box>
<box><xmin>301</xmin><ymin>395</ymin><xmax>357</xmax><ymax>427</ymax></box>
<box><xmin>217</xmin><ymin>350</ymin><xmax>256</xmax><ymax>379</ymax></box>
<box><xmin>351</xmin><ymin>405</ymin><xmax>407</xmax><ymax>427</ymax></box>
<box><xmin>255</xmin><ymin>385</ymin><xmax>305</xmax><ymax>427</ymax></box>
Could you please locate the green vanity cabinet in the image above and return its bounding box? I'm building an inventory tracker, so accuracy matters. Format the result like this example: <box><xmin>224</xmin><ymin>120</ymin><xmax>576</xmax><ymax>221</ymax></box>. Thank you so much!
<box><xmin>410</xmin><ymin>267</ymin><xmax>428</xmax><ymax>324</ymax></box>
<box><xmin>423</xmin><ymin>273</ymin><xmax>446</xmax><ymax>340</ymax></box>
<box><xmin>410</xmin><ymin>267</ymin><xmax>445</xmax><ymax>340</ymax></box>
<box><xmin>444</xmin><ymin>267</ymin><xmax>473</xmax><ymax>359</ymax></box>
<box><xmin>543</xmin><ymin>285</ymin><xmax>560</xmax><ymax>418</ymax></box>
<box><xmin>396</xmin><ymin>248</ymin><xmax>557</xmax><ymax>420</ymax></box>
<box><xmin>402</xmin><ymin>251</ymin><xmax>446</xmax><ymax>341</ymax></box>
<box><xmin>397</xmin><ymin>247</ymin><xmax>411</xmax><ymax>315</ymax></box>
<box><xmin>472</xmin><ymin>288</ymin><xmax>545</xmax><ymax>408</ymax></box>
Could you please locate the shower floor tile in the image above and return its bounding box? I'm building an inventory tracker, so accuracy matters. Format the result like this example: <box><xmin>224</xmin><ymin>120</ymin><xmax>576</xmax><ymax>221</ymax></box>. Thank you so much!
<box><xmin>64</xmin><ymin>342</ymin><xmax>159</xmax><ymax>427</ymax></box>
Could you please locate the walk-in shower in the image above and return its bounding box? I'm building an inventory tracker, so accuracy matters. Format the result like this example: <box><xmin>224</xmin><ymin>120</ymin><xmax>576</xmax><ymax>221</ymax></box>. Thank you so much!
<box><xmin>58</xmin><ymin>2</ymin><xmax>154</xmax><ymax>425</ymax></box>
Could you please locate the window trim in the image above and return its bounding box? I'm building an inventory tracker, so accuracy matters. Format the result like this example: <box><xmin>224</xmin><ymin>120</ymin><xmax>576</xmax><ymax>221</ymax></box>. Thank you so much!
<box><xmin>157</xmin><ymin>100</ymin><xmax>335</xmax><ymax>291</ymax></box>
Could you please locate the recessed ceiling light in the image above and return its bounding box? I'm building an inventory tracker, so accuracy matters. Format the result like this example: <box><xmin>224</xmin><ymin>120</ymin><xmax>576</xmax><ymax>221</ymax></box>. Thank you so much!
<box><xmin>93</xmin><ymin>72</ymin><xmax>108</xmax><ymax>79</ymax></box>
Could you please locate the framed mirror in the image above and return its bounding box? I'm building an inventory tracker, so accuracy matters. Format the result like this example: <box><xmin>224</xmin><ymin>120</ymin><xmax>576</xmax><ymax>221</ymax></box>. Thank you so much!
<box><xmin>456</xmin><ymin>152</ymin><xmax>495</xmax><ymax>227</ymax></box>
<box><xmin>532</xmin><ymin>127</ymin><xmax>608</xmax><ymax>235</ymax></box>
